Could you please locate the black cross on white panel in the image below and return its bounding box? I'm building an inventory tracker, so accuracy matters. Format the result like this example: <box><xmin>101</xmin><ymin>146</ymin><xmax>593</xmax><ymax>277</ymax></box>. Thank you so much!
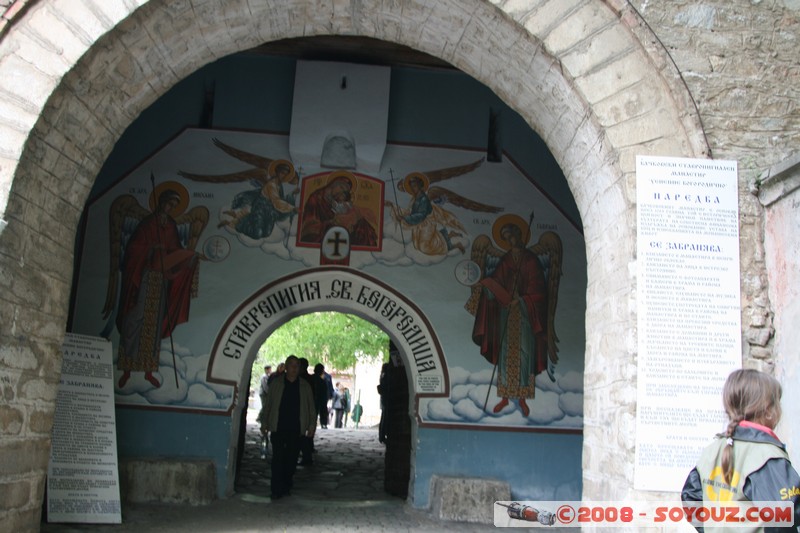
<box><xmin>321</xmin><ymin>225</ymin><xmax>351</xmax><ymax>262</ymax></box>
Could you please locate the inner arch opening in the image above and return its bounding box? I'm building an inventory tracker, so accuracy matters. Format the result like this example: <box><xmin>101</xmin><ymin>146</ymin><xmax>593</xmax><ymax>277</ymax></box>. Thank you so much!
<box><xmin>235</xmin><ymin>310</ymin><xmax>414</xmax><ymax>500</ymax></box>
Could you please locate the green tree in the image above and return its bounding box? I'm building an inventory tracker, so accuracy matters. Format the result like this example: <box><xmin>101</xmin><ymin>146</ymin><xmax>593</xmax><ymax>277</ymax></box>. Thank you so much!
<box><xmin>250</xmin><ymin>312</ymin><xmax>388</xmax><ymax>390</ymax></box>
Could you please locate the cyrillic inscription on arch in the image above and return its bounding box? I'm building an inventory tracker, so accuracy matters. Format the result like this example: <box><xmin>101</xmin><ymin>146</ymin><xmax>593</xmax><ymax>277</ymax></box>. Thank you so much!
<box><xmin>207</xmin><ymin>266</ymin><xmax>449</xmax><ymax>398</ymax></box>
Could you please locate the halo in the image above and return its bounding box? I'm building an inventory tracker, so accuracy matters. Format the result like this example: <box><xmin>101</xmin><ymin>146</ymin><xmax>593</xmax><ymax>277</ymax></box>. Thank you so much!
<box><xmin>268</xmin><ymin>159</ymin><xmax>297</xmax><ymax>183</ymax></box>
<box><xmin>149</xmin><ymin>180</ymin><xmax>190</xmax><ymax>217</ymax></box>
<box><xmin>326</xmin><ymin>170</ymin><xmax>358</xmax><ymax>194</ymax></box>
<box><xmin>492</xmin><ymin>213</ymin><xmax>531</xmax><ymax>251</ymax></box>
<box><xmin>402</xmin><ymin>172</ymin><xmax>429</xmax><ymax>193</ymax></box>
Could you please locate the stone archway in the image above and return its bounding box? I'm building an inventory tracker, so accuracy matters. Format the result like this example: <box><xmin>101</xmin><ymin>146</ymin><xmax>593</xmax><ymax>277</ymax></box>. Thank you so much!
<box><xmin>0</xmin><ymin>0</ymin><xmax>709</xmax><ymax>528</ymax></box>
<box><xmin>209</xmin><ymin>267</ymin><xmax>450</xmax><ymax>495</ymax></box>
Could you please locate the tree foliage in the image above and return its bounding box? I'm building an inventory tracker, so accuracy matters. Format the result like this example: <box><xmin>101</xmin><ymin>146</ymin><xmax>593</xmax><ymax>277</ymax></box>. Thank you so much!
<box><xmin>250</xmin><ymin>312</ymin><xmax>388</xmax><ymax>389</ymax></box>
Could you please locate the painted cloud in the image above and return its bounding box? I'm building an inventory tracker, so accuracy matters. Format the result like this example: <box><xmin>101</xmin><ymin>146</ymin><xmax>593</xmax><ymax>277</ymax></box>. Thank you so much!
<box><xmin>113</xmin><ymin>340</ymin><xmax>234</xmax><ymax>410</ymax></box>
<box><xmin>422</xmin><ymin>365</ymin><xmax>584</xmax><ymax>428</ymax></box>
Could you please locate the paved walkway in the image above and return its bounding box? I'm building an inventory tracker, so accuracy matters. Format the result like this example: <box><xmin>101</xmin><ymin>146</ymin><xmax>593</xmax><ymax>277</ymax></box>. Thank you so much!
<box><xmin>41</xmin><ymin>410</ymin><xmax>516</xmax><ymax>532</ymax></box>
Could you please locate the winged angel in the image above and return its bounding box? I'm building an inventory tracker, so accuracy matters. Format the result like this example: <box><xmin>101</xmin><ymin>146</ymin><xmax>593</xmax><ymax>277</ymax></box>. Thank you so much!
<box><xmin>384</xmin><ymin>158</ymin><xmax>503</xmax><ymax>255</ymax></box>
<box><xmin>178</xmin><ymin>138</ymin><xmax>298</xmax><ymax>241</ymax></box>
<box><xmin>464</xmin><ymin>214</ymin><xmax>562</xmax><ymax>417</ymax></box>
<box><xmin>101</xmin><ymin>185</ymin><xmax>209</xmax><ymax>389</ymax></box>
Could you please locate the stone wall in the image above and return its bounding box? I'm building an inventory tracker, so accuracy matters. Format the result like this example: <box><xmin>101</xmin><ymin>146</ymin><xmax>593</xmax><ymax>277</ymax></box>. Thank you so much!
<box><xmin>629</xmin><ymin>0</ymin><xmax>800</xmax><ymax>371</ymax></box>
<box><xmin>758</xmin><ymin>154</ymin><xmax>800</xmax><ymax>457</ymax></box>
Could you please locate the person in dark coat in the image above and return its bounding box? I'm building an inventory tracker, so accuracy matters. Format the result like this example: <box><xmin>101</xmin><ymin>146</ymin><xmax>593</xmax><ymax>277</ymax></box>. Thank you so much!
<box><xmin>260</xmin><ymin>355</ymin><xmax>315</xmax><ymax>499</ymax></box>
<box><xmin>297</xmin><ymin>358</ymin><xmax>315</xmax><ymax>465</ymax></box>
<box><xmin>312</xmin><ymin>363</ymin><xmax>330</xmax><ymax>429</ymax></box>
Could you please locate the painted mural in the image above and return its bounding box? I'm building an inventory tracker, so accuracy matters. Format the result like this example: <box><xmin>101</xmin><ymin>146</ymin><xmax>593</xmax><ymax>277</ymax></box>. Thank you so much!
<box><xmin>297</xmin><ymin>170</ymin><xmax>383</xmax><ymax>252</ymax></box>
<box><xmin>101</xmin><ymin>181</ymin><xmax>210</xmax><ymax>393</ymax></box>
<box><xmin>177</xmin><ymin>139</ymin><xmax>300</xmax><ymax>243</ymax></box>
<box><xmin>384</xmin><ymin>158</ymin><xmax>502</xmax><ymax>256</ymax></box>
<box><xmin>466</xmin><ymin>215</ymin><xmax>562</xmax><ymax>416</ymax></box>
<box><xmin>72</xmin><ymin>128</ymin><xmax>585</xmax><ymax>431</ymax></box>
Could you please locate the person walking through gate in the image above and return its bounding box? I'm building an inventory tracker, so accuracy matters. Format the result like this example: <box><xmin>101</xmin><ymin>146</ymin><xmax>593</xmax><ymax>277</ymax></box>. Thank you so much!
<box><xmin>257</xmin><ymin>364</ymin><xmax>272</xmax><ymax>420</ymax></box>
<box><xmin>297</xmin><ymin>358</ymin><xmax>315</xmax><ymax>465</ymax></box>
<box><xmin>332</xmin><ymin>382</ymin><xmax>347</xmax><ymax>428</ymax></box>
<box><xmin>260</xmin><ymin>355</ymin><xmax>316</xmax><ymax>499</ymax></box>
<box><xmin>378</xmin><ymin>362</ymin><xmax>390</xmax><ymax>443</ymax></box>
<box><xmin>342</xmin><ymin>387</ymin><xmax>351</xmax><ymax>427</ymax></box>
<box><xmin>312</xmin><ymin>363</ymin><xmax>330</xmax><ymax>429</ymax></box>
<box><xmin>324</xmin><ymin>369</ymin><xmax>335</xmax><ymax>427</ymax></box>
<box><xmin>268</xmin><ymin>362</ymin><xmax>285</xmax><ymax>384</ymax></box>
<box><xmin>257</xmin><ymin>364</ymin><xmax>272</xmax><ymax>459</ymax></box>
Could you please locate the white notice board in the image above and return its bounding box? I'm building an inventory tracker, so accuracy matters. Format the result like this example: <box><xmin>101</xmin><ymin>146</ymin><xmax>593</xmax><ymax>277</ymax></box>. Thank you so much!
<box><xmin>47</xmin><ymin>333</ymin><xmax>121</xmax><ymax>524</ymax></box>
<box><xmin>634</xmin><ymin>156</ymin><xmax>741</xmax><ymax>491</ymax></box>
